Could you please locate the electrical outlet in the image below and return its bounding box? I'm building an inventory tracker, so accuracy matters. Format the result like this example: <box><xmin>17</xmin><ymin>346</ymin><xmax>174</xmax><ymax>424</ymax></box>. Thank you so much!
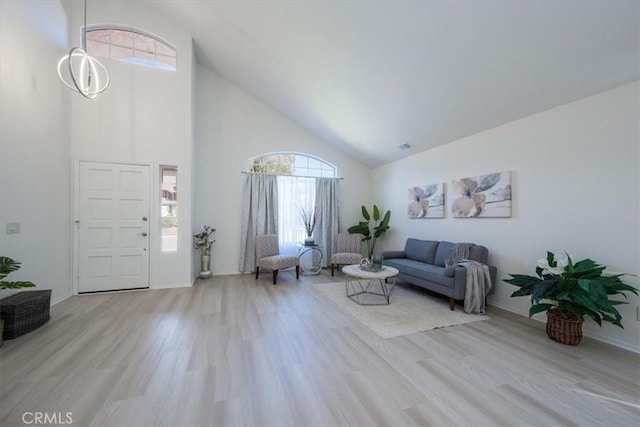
<box><xmin>6</xmin><ymin>222</ymin><xmax>20</xmax><ymax>234</ymax></box>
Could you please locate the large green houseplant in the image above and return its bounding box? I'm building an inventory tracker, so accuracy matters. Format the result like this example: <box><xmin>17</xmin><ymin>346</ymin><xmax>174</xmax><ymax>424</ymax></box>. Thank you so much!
<box><xmin>506</xmin><ymin>251</ymin><xmax>637</xmax><ymax>345</ymax></box>
<box><xmin>347</xmin><ymin>205</ymin><xmax>391</xmax><ymax>259</ymax></box>
<box><xmin>0</xmin><ymin>257</ymin><xmax>36</xmax><ymax>346</ymax></box>
<box><xmin>0</xmin><ymin>257</ymin><xmax>35</xmax><ymax>290</ymax></box>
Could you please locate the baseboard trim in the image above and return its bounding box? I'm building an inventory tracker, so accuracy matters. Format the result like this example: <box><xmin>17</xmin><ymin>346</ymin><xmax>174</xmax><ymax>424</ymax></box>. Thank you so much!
<box><xmin>51</xmin><ymin>293</ymin><xmax>72</xmax><ymax>306</ymax></box>
<box><xmin>151</xmin><ymin>282</ymin><xmax>192</xmax><ymax>290</ymax></box>
<box><xmin>488</xmin><ymin>301</ymin><xmax>640</xmax><ymax>354</ymax></box>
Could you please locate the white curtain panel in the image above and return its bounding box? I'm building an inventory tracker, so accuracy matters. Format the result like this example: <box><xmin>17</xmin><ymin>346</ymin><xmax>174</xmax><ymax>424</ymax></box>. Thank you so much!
<box><xmin>239</xmin><ymin>173</ymin><xmax>279</xmax><ymax>273</ymax></box>
<box><xmin>315</xmin><ymin>178</ymin><xmax>341</xmax><ymax>266</ymax></box>
<box><xmin>277</xmin><ymin>175</ymin><xmax>315</xmax><ymax>256</ymax></box>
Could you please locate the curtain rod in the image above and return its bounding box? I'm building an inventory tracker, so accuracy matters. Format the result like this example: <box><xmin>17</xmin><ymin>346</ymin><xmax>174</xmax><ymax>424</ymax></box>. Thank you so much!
<box><xmin>241</xmin><ymin>171</ymin><xmax>344</xmax><ymax>180</ymax></box>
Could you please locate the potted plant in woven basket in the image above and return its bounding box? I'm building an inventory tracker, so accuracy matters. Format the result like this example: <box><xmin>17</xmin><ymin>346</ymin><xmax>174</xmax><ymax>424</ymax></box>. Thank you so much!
<box><xmin>506</xmin><ymin>252</ymin><xmax>638</xmax><ymax>345</ymax></box>
<box><xmin>0</xmin><ymin>257</ymin><xmax>36</xmax><ymax>347</ymax></box>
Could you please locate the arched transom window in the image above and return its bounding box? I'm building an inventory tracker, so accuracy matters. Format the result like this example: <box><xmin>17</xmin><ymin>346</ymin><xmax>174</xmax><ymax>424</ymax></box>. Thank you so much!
<box><xmin>248</xmin><ymin>153</ymin><xmax>336</xmax><ymax>178</ymax></box>
<box><xmin>86</xmin><ymin>25</ymin><xmax>177</xmax><ymax>71</ymax></box>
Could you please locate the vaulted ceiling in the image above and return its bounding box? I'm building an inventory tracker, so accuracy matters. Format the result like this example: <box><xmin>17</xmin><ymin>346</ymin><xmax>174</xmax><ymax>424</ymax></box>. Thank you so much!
<box><xmin>148</xmin><ymin>1</ymin><xmax>639</xmax><ymax>167</ymax></box>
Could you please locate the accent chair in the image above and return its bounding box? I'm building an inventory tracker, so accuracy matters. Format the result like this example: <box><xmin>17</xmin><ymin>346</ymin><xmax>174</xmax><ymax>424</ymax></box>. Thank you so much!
<box><xmin>330</xmin><ymin>233</ymin><xmax>363</xmax><ymax>276</ymax></box>
<box><xmin>255</xmin><ymin>234</ymin><xmax>300</xmax><ymax>285</ymax></box>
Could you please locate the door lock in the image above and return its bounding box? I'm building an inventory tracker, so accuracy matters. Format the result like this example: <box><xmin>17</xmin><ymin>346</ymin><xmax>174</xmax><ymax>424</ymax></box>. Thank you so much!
<box><xmin>142</xmin><ymin>217</ymin><xmax>148</xmax><ymax>221</ymax></box>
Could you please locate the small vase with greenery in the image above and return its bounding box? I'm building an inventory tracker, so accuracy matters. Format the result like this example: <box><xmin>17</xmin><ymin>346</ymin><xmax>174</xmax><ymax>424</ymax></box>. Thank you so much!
<box><xmin>347</xmin><ymin>205</ymin><xmax>391</xmax><ymax>259</ymax></box>
<box><xmin>506</xmin><ymin>251</ymin><xmax>637</xmax><ymax>345</ymax></box>
<box><xmin>300</xmin><ymin>207</ymin><xmax>318</xmax><ymax>246</ymax></box>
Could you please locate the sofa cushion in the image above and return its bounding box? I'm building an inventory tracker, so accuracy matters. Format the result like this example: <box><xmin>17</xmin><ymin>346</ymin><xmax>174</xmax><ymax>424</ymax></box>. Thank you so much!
<box><xmin>404</xmin><ymin>238</ymin><xmax>439</xmax><ymax>264</ymax></box>
<box><xmin>434</xmin><ymin>241</ymin><xmax>455</xmax><ymax>267</ymax></box>
<box><xmin>384</xmin><ymin>258</ymin><xmax>454</xmax><ymax>288</ymax></box>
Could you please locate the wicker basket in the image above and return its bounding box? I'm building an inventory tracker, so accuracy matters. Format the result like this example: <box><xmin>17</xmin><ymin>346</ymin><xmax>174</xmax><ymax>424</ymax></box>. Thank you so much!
<box><xmin>546</xmin><ymin>311</ymin><xmax>584</xmax><ymax>345</ymax></box>
<box><xmin>0</xmin><ymin>290</ymin><xmax>51</xmax><ymax>340</ymax></box>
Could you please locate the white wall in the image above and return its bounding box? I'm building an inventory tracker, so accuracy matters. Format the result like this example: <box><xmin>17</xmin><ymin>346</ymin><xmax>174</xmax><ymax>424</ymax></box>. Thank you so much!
<box><xmin>0</xmin><ymin>1</ymin><xmax>72</xmax><ymax>304</ymax></box>
<box><xmin>373</xmin><ymin>81</ymin><xmax>640</xmax><ymax>351</ymax></box>
<box><xmin>195</xmin><ymin>66</ymin><xmax>372</xmax><ymax>276</ymax></box>
<box><xmin>67</xmin><ymin>1</ymin><xmax>194</xmax><ymax>288</ymax></box>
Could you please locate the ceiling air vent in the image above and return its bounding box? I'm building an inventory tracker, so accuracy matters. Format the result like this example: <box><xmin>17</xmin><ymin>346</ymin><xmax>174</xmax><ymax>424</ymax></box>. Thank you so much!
<box><xmin>398</xmin><ymin>143</ymin><xmax>413</xmax><ymax>150</ymax></box>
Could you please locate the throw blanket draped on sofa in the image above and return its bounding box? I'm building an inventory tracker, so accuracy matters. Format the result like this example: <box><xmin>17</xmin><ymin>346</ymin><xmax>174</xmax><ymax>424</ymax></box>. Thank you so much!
<box><xmin>457</xmin><ymin>260</ymin><xmax>492</xmax><ymax>314</ymax></box>
<box><xmin>446</xmin><ymin>243</ymin><xmax>492</xmax><ymax>313</ymax></box>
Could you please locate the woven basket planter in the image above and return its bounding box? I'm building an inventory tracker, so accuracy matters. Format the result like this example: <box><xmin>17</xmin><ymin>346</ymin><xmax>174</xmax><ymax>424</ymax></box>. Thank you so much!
<box><xmin>546</xmin><ymin>311</ymin><xmax>584</xmax><ymax>345</ymax></box>
<box><xmin>0</xmin><ymin>290</ymin><xmax>51</xmax><ymax>340</ymax></box>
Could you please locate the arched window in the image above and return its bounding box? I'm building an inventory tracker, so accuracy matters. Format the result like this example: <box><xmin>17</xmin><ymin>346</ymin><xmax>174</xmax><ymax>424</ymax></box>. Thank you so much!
<box><xmin>85</xmin><ymin>25</ymin><xmax>177</xmax><ymax>71</ymax></box>
<box><xmin>248</xmin><ymin>153</ymin><xmax>337</xmax><ymax>254</ymax></box>
<box><xmin>248</xmin><ymin>153</ymin><xmax>336</xmax><ymax>178</ymax></box>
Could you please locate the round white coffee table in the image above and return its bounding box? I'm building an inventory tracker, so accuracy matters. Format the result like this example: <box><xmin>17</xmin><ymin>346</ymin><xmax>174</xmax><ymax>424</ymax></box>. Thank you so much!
<box><xmin>342</xmin><ymin>264</ymin><xmax>399</xmax><ymax>305</ymax></box>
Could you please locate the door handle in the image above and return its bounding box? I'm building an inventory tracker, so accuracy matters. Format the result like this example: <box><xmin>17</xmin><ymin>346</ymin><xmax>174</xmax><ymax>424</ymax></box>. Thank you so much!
<box><xmin>138</xmin><ymin>232</ymin><xmax>148</xmax><ymax>237</ymax></box>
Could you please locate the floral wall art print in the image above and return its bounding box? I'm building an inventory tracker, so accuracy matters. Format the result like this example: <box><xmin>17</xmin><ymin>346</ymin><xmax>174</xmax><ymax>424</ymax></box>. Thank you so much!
<box><xmin>451</xmin><ymin>171</ymin><xmax>511</xmax><ymax>218</ymax></box>
<box><xmin>408</xmin><ymin>183</ymin><xmax>445</xmax><ymax>218</ymax></box>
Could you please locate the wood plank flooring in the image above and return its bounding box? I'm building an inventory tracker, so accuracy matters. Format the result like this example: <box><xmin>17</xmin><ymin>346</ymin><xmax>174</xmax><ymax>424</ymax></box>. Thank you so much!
<box><xmin>1</xmin><ymin>271</ymin><xmax>638</xmax><ymax>426</ymax></box>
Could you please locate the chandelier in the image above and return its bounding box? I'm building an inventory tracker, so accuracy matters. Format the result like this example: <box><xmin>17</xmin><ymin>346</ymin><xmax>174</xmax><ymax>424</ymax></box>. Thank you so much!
<box><xmin>57</xmin><ymin>0</ymin><xmax>109</xmax><ymax>99</ymax></box>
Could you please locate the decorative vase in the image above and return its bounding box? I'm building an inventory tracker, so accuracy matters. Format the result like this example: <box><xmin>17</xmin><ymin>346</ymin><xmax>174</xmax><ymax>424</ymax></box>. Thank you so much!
<box><xmin>199</xmin><ymin>254</ymin><xmax>212</xmax><ymax>279</ymax></box>
<box><xmin>304</xmin><ymin>236</ymin><xmax>314</xmax><ymax>246</ymax></box>
<box><xmin>371</xmin><ymin>254</ymin><xmax>384</xmax><ymax>270</ymax></box>
<box><xmin>546</xmin><ymin>311</ymin><xmax>584</xmax><ymax>345</ymax></box>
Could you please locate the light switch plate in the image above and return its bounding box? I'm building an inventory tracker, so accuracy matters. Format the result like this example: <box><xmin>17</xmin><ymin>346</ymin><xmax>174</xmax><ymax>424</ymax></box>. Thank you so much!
<box><xmin>6</xmin><ymin>222</ymin><xmax>20</xmax><ymax>234</ymax></box>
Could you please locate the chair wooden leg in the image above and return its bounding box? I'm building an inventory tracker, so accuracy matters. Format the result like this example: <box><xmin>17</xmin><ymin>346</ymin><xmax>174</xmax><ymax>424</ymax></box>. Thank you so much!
<box><xmin>331</xmin><ymin>264</ymin><xmax>335</xmax><ymax>276</ymax></box>
<box><xmin>272</xmin><ymin>270</ymin><xmax>278</xmax><ymax>285</ymax></box>
<box><xmin>255</xmin><ymin>267</ymin><xmax>259</xmax><ymax>280</ymax></box>
<box><xmin>295</xmin><ymin>266</ymin><xmax>300</xmax><ymax>280</ymax></box>
<box><xmin>449</xmin><ymin>297</ymin><xmax>455</xmax><ymax>311</ymax></box>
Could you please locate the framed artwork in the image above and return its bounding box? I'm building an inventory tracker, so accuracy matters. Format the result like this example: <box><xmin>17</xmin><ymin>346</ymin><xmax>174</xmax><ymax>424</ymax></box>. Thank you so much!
<box><xmin>408</xmin><ymin>183</ymin><xmax>445</xmax><ymax>218</ymax></box>
<box><xmin>451</xmin><ymin>171</ymin><xmax>511</xmax><ymax>218</ymax></box>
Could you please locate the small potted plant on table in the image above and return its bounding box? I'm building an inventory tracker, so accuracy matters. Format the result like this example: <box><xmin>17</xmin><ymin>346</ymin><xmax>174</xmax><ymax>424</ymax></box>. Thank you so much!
<box><xmin>506</xmin><ymin>251</ymin><xmax>637</xmax><ymax>345</ymax></box>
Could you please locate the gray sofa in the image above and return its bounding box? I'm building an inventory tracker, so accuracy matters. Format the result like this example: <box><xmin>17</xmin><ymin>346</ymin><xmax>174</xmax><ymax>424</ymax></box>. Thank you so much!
<box><xmin>382</xmin><ymin>238</ymin><xmax>497</xmax><ymax>310</ymax></box>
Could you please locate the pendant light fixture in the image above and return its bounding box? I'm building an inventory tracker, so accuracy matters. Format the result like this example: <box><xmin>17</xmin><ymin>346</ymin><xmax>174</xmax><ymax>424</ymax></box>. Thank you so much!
<box><xmin>57</xmin><ymin>0</ymin><xmax>109</xmax><ymax>99</ymax></box>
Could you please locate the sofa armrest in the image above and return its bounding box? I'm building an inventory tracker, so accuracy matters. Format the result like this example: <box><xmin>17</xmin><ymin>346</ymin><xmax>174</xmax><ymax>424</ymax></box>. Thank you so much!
<box><xmin>488</xmin><ymin>265</ymin><xmax>497</xmax><ymax>295</ymax></box>
<box><xmin>453</xmin><ymin>264</ymin><xmax>498</xmax><ymax>295</ymax></box>
<box><xmin>381</xmin><ymin>250</ymin><xmax>406</xmax><ymax>259</ymax></box>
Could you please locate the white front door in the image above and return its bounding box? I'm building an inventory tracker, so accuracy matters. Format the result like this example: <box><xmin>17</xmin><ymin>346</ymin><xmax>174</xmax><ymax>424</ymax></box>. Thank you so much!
<box><xmin>78</xmin><ymin>161</ymin><xmax>150</xmax><ymax>293</ymax></box>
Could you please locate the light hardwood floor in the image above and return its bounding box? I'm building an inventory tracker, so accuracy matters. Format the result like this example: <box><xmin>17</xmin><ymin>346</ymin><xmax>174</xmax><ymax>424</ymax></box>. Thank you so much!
<box><xmin>1</xmin><ymin>271</ymin><xmax>638</xmax><ymax>427</ymax></box>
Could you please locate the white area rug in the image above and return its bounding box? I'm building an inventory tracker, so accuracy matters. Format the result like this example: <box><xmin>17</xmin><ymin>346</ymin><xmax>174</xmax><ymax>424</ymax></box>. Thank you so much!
<box><xmin>314</xmin><ymin>281</ymin><xmax>489</xmax><ymax>339</ymax></box>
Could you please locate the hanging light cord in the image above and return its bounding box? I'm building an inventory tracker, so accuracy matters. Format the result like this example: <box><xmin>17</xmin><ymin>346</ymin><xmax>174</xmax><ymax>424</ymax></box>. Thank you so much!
<box><xmin>82</xmin><ymin>0</ymin><xmax>87</xmax><ymax>50</ymax></box>
<box><xmin>82</xmin><ymin>0</ymin><xmax>91</xmax><ymax>87</ymax></box>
